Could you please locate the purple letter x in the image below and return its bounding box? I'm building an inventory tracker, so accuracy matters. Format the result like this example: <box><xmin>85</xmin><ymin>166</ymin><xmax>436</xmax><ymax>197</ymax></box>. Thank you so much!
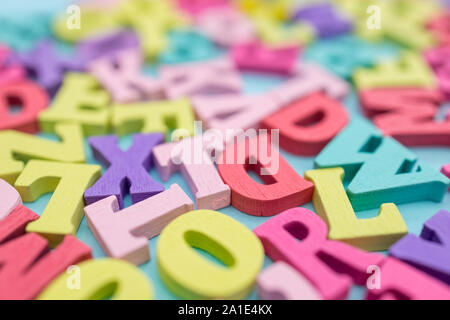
<box><xmin>84</xmin><ymin>133</ymin><xmax>165</xmax><ymax>209</ymax></box>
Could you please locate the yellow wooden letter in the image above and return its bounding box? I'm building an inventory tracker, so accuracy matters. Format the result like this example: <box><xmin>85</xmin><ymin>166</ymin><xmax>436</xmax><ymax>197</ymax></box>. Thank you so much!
<box><xmin>157</xmin><ymin>209</ymin><xmax>264</xmax><ymax>299</ymax></box>
<box><xmin>118</xmin><ymin>0</ymin><xmax>188</xmax><ymax>59</ymax></box>
<box><xmin>238</xmin><ymin>0</ymin><xmax>293</xmax><ymax>21</ymax></box>
<box><xmin>38</xmin><ymin>259</ymin><xmax>153</xmax><ymax>300</ymax></box>
<box><xmin>53</xmin><ymin>7</ymin><xmax>122</xmax><ymax>43</ymax></box>
<box><xmin>353</xmin><ymin>51</ymin><xmax>436</xmax><ymax>90</ymax></box>
<box><xmin>252</xmin><ymin>10</ymin><xmax>315</xmax><ymax>47</ymax></box>
<box><xmin>305</xmin><ymin>167</ymin><xmax>408</xmax><ymax>251</ymax></box>
<box><xmin>112</xmin><ymin>98</ymin><xmax>195</xmax><ymax>138</ymax></box>
<box><xmin>0</xmin><ymin>123</ymin><xmax>85</xmax><ymax>184</ymax></box>
<box><xmin>39</xmin><ymin>73</ymin><xmax>110</xmax><ymax>136</ymax></box>
<box><xmin>15</xmin><ymin>160</ymin><xmax>101</xmax><ymax>247</ymax></box>
<box><xmin>337</xmin><ymin>0</ymin><xmax>436</xmax><ymax>49</ymax></box>
<box><xmin>381</xmin><ymin>10</ymin><xmax>435</xmax><ymax>50</ymax></box>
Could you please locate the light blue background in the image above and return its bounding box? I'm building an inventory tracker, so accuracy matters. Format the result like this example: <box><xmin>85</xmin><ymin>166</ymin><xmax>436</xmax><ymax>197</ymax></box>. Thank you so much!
<box><xmin>3</xmin><ymin>1</ymin><xmax>450</xmax><ymax>300</ymax></box>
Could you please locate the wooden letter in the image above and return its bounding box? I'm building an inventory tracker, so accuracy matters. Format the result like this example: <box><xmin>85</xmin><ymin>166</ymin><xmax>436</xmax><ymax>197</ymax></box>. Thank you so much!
<box><xmin>0</xmin><ymin>202</ymin><xmax>38</xmax><ymax>244</ymax></box>
<box><xmin>261</xmin><ymin>92</ymin><xmax>348</xmax><ymax>155</ymax></box>
<box><xmin>89</xmin><ymin>49</ymin><xmax>163</xmax><ymax>103</ymax></box>
<box><xmin>0</xmin><ymin>123</ymin><xmax>85</xmax><ymax>184</ymax></box>
<box><xmin>112</xmin><ymin>98</ymin><xmax>195</xmax><ymax>137</ymax></box>
<box><xmin>196</xmin><ymin>7</ymin><xmax>254</xmax><ymax>47</ymax></box>
<box><xmin>160</xmin><ymin>58</ymin><xmax>242</xmax><ymax>99</ymax></box>
<box><xmin>218</xmin><ymin>134</ymin><xmax>313</xmax><ymax>216</ymax></box>
<box><xmin>315</xmin><ymin>117</ymin><xmax>449</xmax><ymax>210</ymax></box>
<box><xmin>0</xmin><ymin>45</ymin><xmax>25</xmax><ymax>85</ymax></box>
<box><xmin>0</xmin><ymin>80</ymin><xmax>48</xmax><ymax>133</ymax></box>
<box><xmin>354</xmin><ymin>52</ymin><xmax>436</xmax><ymax>89</ymax></box>
<box><xmin>157</xmin><ymin>209</ymin><xmax>264</xmax><ymax>299</ymax></box>
<box><xmin>366</xmin><ymin>258</ymin><xmax>450</xmax><ymax>300</ymax></box>
<box><xmin>15</xmin><ymin>160</ymin><xmax>101</xmax><ymax>246</ymax></box>
<box><xmin>39</xmin><ymin>73</ymin><xmax>110</xmax><ymax>136</ymax></box>
<box><xmin>85</xmin><ymin>184</ymin><xmax>193</xmax><ymax>265</ymax></box>
<box><xmin>231</xmin><ymin>41</ymin><xmax>299</xmax><ymax>75</ymax></box>
<box><xmin>18</xmin><ymin>40</ymin><xmax>84</xmax><ymax>94</ymax></box>
<box><xmin>257</xmin><ymin>262</ymin><xmax>322</xmax><ymax>300</ymax></box>
<box><xmin>305</xmin><ymin>167</ymin><xmax>407</xmax><ymax>251</ymax></box>
<box><xmin>254</xmin><ymin>207</ymin><xmax>385</xmax><ymax>299</ymax></box>
<box><xmin>84</xmin><ymin>133</ymin><xmax>164</xmax><ymax>208</ymax></box>
<box><xmin>193</xmin><ymin>94</ymin><xmax>279</xmax><ymax>133</ymax></box>
<box><xmin>152</xmin><ymin>136</ymin><xmax>230</xmax><ymax>210</ymax></box>
<box><xmin>0</xmin><ymin>233</ymin><xmax>91</xmax><ymax>299</ymax></box>
<box><xmin>360</xmin><ymin>88</ymin><xmax>450</xmax><ymax>146</ymax></box>
<box><xmin>0</xmin><ymin>179</ymin><xmax>22</xmax><ymax>221</ymax></box>
<box><xmin>389</xmin><ymin>210</ymin><xmax>450</xmax><ymax>284</ymax></box>
<box><xmin>268</xmin><ymin>62</ymin><xmax>349</xmax><ymax>107</ymax></box>
<box><xmin>38</xmin><ymin>259</ymin><xmax>153</xmax><ymax>300</ymax></box>
<box><xmin>359</xmin><ymin>88</ymin><xmax>443</xmax><ymax>118</ymax></box>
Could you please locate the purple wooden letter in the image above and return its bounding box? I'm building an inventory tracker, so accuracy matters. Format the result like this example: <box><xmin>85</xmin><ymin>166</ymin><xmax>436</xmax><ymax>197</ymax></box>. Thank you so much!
<box><xmin>389</xmin><ymin>210</ymin><xmax>450</xmax><ymax>284</ymax></box>
<box><xmin>18</xmin><ymin>40</ymin><xmax>84</xmax><ymax>95</ymax></box>
<box><xmin>292</xmin><ymin>3</ymin><xmax>352</xmax><ymax>38</ymax></box>
<box><xmin>77</xmin><ymin>30</ymin><xmax>139</xmax><ymax>64</ymax></box>
<box><xmin>84</xmin><ymin>133</ymin><xmax>165</xmax><ymax>209</ymax></box>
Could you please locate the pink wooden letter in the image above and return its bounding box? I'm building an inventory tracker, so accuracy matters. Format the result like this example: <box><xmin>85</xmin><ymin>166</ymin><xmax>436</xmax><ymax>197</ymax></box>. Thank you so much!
<box><xmin>196</xmin><ymin>7</ymin><xmax>255</xmax><ymax>47</ymax></box>
<box><xmin>257</xmin><ymin>261</ymin><xmax>322</xmax><ymax>300</ymax></box>
<box><xmin>0</xmin><ymin>179</ymin><xmax>22</xmax><ymax>221</ymax></box>
<box><xmin>254</xmin><ymin>207</ymin><xmax>384</xmax><ymax>299</ymax></box>
<box><xmin>160</xmin><ymin>57</ymin><xmax>242</xmax><ymax>99</ymax></box>
<box><xmin>85</xmin><ymin>184</ymin><xmax>194</xmax><ymax>265</ymax></box>
<box><xmin>366</xmin><ymin>258</ymin><xmax>450</xmax><ymax>300</ymax></box>
<box><xmin>89</xmin><ymin>49</ymin><xmax>164</xmax><ymax>103</ymax></box>
<box><xmin>152</xmin><ymin>136</ymin><xmax>230</xmax><ymax>210</ymax></box>
<box><xmin>232</xmin><ymin>42</ymin><xmax>299</xmax><ymax>75</ymax></box>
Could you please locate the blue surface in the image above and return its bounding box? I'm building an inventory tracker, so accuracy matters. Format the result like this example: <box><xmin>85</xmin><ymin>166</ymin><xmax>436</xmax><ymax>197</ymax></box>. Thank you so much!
<box><xmin>3</xmin><ymin>1</ymin><xmax>450</xmax><ymax>300</ymax></box>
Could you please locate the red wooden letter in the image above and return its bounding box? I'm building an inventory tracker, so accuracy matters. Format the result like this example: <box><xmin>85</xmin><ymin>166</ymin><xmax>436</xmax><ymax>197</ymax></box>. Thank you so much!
<box><xmin>0</xmin><ymin>80</ymin><xmax>49</xmax><ymax>133</ymax></box>
<box><xmin>0</xmin><ymin>203</ymin><xmax>92</xmax><ymax>299</ymax></box>
<box><xmin>0</xmin><ymin>234</ymin><xmax>92</xmax><ymax>299</ymax></box>
<box><xmin>218</xmin><ymin>134</ymin><xmax>313</xmax><ymax>216</ymax></box>
<box><xmin>261</xmin><ymin>92</ymin><xmax>348</xmax><ymax>155</ymax></box>
<box><xmin>359</xmin><ymin>88</ymin><xmax>450</xmax><ymax>146</ymax></box>
<box><xmin>0</xmin><ymin>204</ymin><xmax>38</xmax><ymax>245</ymax></box>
